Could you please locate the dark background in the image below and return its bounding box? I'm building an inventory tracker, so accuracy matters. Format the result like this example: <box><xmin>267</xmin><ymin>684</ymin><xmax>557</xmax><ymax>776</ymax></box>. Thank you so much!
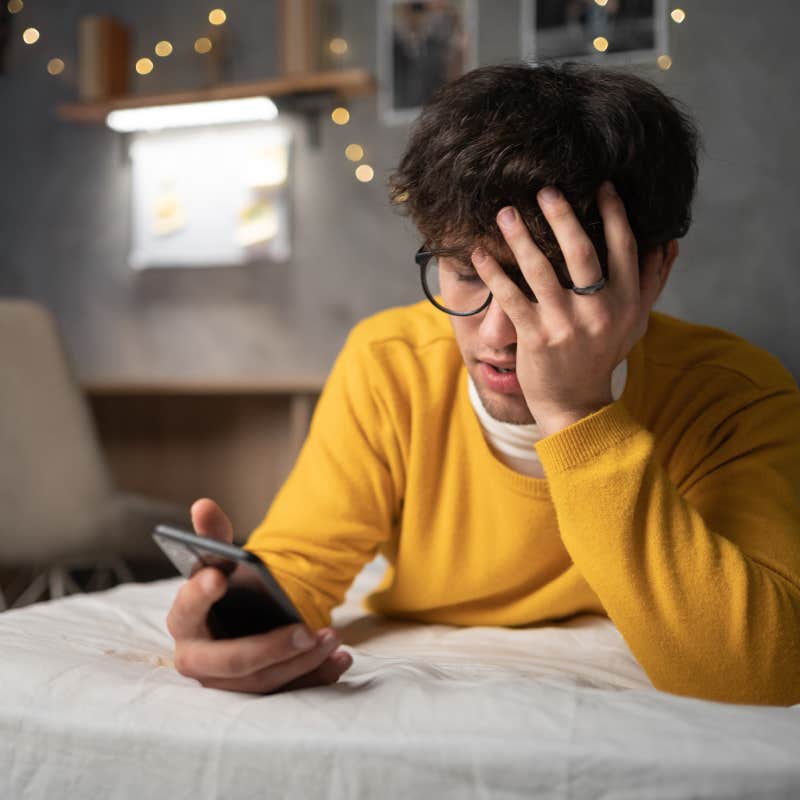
<box><xmin>1</xmin><ymin>0</ymin><xmax>798</xmax><ymax>384</ymax></box>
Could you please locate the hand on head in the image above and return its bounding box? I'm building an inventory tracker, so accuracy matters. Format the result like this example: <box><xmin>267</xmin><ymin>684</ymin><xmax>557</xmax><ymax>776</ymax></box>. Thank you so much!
<box><xmin>470</xmin><ymin>182</ymin><xmax>676</xmax><ymax>436</ymax></box>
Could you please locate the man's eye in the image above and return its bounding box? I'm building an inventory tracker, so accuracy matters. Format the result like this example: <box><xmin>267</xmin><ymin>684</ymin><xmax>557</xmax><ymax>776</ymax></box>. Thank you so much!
<box><xmin>454</xmin><ymin>271</ymin><xmax>481</xmax><ymax>283</ymax></box>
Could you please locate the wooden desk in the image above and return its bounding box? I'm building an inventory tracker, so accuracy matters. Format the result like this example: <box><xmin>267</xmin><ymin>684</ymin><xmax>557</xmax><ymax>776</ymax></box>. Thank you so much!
<box><xmin>87</xmin><ymin>380</ymin><xmax>323</xmax><ymax>541</ymax></box>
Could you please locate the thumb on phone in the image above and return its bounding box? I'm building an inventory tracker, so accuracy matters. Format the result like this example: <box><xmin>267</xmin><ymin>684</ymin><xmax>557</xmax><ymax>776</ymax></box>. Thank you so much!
<box><xmin>191</xmin><ymin>498</ymin><xmax>234</xmax><ymax>545</ymax></box>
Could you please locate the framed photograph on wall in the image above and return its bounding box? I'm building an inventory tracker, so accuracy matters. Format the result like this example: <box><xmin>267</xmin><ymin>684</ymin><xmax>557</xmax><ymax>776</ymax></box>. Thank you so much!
<box><xmin>378</xmin><ymin>0</ymin><xmax>478</xmax><ymax>125</ymax></box>
<box><xmin>520</xmin><ymin>0</ymin><xmax>668</xmax><ymax>66</ymax></box>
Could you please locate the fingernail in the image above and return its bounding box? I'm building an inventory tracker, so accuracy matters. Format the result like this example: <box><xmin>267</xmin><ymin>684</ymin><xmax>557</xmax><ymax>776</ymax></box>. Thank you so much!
<box><xmin>336</xmin><ymin>651</ymin><xmax>353</xmax><ymax>672</ymax></box>
<box><xmin>201</xmin><ymin>570</ymin><xmax>218</xmax><ymax>594</ymax></box>
<box><xmin>602</xmin><ymin>180</ymin><xmax>617</xmax><ymax>196</ymax></box>
<box><xmin>497</xmin><ymin>207</ymin><xmax>516</xmax><ymax>228</ymax></box>
<box><xmin>538</xmin><ymin>186</ymin><xmax>560</xmax><ymax>203</ymax></box>
<box><xmin>319</xmin><ymin>630</ymin><xmax>339</xmax><ymax>650</ymax></box>
<box><xmin>292</xmin><ymin>626</ymin><xmax>315</xmax><ymax>650</ymax></box>
<box><xmin>472</xmin><ymin>247</ymin><xmax>487</xmax><ymax>263</ymax></box>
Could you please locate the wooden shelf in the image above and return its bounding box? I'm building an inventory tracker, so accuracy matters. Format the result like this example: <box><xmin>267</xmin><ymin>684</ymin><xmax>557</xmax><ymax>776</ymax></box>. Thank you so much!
<box><xmin>57</xmin><ymin>68</ymin><xmax>375</xmax><ymax>124</ymax></box>
<box><xmin>83</xmin><ymin>377</ymin><xmax>326</xmax><ymax>396</ymax></box>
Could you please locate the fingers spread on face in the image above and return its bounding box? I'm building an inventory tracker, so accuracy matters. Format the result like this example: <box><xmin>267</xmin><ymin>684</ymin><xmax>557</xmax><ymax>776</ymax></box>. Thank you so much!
<box><xmin>495</xmin><ymin>206</ymin><xmax>564</xmax><ymax>307</ymax></box>
<box><xmin>471</xmin><ymin>246</ymin><xmax>534</xmax><ymax>330</ymax></box>
<box><xmin>595</xmin><ymin>181</ymin><xmax>639</xmax><ymax>299</ymax></box>
<box><xmin>536</xmin><ymin>186</ymin><xmax>604</xmax><ymax>291</ymax></box>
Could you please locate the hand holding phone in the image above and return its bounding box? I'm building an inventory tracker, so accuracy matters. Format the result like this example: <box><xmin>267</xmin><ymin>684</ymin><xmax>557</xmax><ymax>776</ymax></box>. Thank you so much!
<box><xmin>161</xmin><ymin>498</ymin><xmax>352</xmax><ymax>694</ymax></box>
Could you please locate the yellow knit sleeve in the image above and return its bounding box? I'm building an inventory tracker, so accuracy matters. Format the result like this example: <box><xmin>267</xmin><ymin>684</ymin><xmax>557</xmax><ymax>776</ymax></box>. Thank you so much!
<box><xmin>536</xmin><ymin>386</ymin><xmax>800</xmax><ymax>706</ymax></box>
<box><xmin>244</xmin><ymin>324</ymin><xmax>403</xmax><ymax>629</ymax></box>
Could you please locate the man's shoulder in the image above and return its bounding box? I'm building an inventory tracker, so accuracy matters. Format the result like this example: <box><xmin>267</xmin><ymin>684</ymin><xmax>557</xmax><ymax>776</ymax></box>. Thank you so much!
<box><xmin>644</xmin><ymin>311</ymin><xmax>797</xmax><ymax>392</ymax></box>
<box><xmin>347</xmin><ymin>300</ymin><xmax>458</xmax><ymax>360</ymax></box>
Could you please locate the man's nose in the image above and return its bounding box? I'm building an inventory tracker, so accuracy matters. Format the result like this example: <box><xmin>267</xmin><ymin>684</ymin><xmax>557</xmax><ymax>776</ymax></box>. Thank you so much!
<box><xmin>477</xmin><ymin>296</ymin><xmax>517</xmax><ymax>351</ymax></box>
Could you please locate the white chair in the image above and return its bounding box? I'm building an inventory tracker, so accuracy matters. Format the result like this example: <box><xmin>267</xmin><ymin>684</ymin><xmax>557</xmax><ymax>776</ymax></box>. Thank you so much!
<box><xmin>0</xmin><ymin>298</ymin><xmax>191</xmax><ymax>610</ymax></box>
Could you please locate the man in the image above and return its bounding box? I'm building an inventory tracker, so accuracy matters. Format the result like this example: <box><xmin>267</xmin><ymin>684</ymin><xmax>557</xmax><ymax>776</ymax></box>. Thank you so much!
<box><xmin>167</xmin><ymin>63</ymin><xmax>800</xmax><ymax>704</ymax></box>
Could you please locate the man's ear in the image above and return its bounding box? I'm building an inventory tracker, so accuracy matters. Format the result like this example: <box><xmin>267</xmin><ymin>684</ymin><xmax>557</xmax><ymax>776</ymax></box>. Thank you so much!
<box><xmin>651</xmin><ymin>239</ymin><xmax>679</xmax><ymax>303</ymax></box>
<box><xmin>661</xmin><ymin>239</ymin><xmax>679</xmax><ymax>281</ymax></box>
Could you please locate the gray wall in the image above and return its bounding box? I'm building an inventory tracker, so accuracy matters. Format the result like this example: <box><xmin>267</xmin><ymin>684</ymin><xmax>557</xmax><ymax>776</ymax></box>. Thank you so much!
<box><xmin>1</xmin><ymin>0</ymin><xmax>798</xmax><ymax>383</ymax></box>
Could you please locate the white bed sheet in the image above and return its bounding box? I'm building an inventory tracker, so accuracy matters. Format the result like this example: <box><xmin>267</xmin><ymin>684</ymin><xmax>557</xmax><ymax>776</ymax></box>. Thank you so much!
<box><xmin>1</xmin><ymin>558</ymin><xmax>799</xmax><ymax>799</ymax></box>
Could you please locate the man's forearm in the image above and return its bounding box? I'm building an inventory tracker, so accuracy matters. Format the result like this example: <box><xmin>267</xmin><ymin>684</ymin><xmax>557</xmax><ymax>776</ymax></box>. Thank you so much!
<box><xmin>537</xmin><ymin>401</ymin><xmax>800</xmax><ymax>706</ymax></box>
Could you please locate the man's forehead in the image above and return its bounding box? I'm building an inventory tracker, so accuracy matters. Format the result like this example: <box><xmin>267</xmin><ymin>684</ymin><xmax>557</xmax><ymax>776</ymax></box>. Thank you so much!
<box><xmin>436</xmin><ymin>234</ymin><xmax>516</xmax><ymax>265</ymax></box>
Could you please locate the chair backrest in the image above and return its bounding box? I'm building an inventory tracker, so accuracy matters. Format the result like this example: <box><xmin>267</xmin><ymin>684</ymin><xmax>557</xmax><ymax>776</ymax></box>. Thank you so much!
<box><xmin>0</xmin><ymin>299</ymin><xmax>114</xmax><ymax>564</ymax></box>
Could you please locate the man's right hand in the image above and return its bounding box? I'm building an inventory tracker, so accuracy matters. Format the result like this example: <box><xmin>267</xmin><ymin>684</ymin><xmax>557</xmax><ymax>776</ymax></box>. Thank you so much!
<box><xmin>165</xmin><ymin>498</ymin><xmax>353</xmax><ymax>694</ymax></box>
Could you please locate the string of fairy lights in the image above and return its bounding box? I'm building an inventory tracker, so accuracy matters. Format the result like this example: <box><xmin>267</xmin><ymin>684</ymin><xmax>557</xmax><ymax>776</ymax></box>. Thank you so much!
<box><xmin>7</xmin><ymin>1</ymin><xmax>688</xmax><ymax>185</ymax></box>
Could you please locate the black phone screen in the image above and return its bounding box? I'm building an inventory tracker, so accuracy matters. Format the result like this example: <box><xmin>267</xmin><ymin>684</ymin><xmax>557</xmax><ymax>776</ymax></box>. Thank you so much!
<box><xmin>206</xmin><ymin>559</ymin><xmax>301</xmax><ymax>639</ymax></box>
<box><xmin>152</xmin><ymin>525</ymin><xmax>303</xmax><ymax>639</ymax></box>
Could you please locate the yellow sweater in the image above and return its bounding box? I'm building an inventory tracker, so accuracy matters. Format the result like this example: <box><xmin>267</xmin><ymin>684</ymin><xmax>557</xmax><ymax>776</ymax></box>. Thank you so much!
<box><xmin>247</xmin><ymin>302</ymin><xmax>800</xmax><ymax>705</ymax></box>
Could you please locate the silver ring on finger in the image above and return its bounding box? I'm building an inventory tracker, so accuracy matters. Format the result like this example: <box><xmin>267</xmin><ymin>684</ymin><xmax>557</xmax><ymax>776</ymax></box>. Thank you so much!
<box><xmin>571</xmin><ymin>276</ymin><xmax>607</xmax><ymax>296</ymax></box>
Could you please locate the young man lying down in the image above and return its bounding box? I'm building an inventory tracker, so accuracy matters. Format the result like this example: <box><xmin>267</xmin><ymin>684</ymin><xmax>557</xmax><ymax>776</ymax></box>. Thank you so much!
<box><xmin>166</xmin><ymin>63</ymin><xmax>800</xmax><ymax>705</ymax></box>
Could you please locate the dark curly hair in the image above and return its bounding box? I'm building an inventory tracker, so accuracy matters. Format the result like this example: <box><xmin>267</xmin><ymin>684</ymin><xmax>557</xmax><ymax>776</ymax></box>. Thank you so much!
<box><xmin>389</xmin><ymin>62</ymin><xmax>701</xmax><ymax>282</ymax></box>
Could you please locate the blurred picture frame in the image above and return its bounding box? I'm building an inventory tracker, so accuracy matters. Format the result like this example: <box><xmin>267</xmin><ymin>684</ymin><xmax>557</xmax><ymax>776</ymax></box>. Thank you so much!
<box><xmin>520</xmin><ymin>0</ymin><xmax>669</xmax><ymax>66</ymax></box>
<box><xmin>128</xmin><ymin>123</ymin><xmax>293</xmax><ymax>270</ymax></box>
<box><xmin>378</xmin><ymin>0</ymin><xmax>478</xmax><ymax>125</ymax></box>
<box><xmin>0</xmin><ymin>5</ymin><xmax>11</xmax><ymax>75</ymax></box>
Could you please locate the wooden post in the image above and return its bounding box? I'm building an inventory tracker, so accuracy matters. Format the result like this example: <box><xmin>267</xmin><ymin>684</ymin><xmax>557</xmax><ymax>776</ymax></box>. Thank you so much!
<box><xmin>77</xmin><ymin>15</ymin><xmax>130</xmax><ymax>102</ymax></box>
<box><xmin>279</xmin><ymin>0</ymin><xmax>321</xmax><ymax>75</ymax></box>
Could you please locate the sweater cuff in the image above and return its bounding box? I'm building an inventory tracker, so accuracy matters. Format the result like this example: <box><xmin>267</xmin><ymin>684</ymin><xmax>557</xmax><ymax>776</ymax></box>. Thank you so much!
<box><xmin>535</xmin><ymin>400</ymin><xmax>641</xmax><ymax>475</ymax></box>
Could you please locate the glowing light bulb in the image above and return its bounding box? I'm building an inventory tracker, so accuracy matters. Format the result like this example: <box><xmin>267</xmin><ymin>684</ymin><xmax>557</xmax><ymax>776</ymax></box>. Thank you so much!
<box><xmin>331</xmin><ymin>107</ymin><xmax>350</xmax><ymax>125</ymax></box>
<box><xmin>22</xmin><ymin>27</ymin><xmax>40</xmax><ymax>45</ymax></box>
<box><xmin>593</xmin><ymin>36</ymin><xmax>609</xmax><ymax>52</ymax></box>
<box><xmin>355</xmin><ymin>165</ymin><xmax>374</xmax><ymax>183</ymax></box>
<box><xmin>7</xmin><ymin>0</ymin><xmax>24</xmax><ymax>14</ymax></box>
<box><xmin>594</xmin><ymin>0</ymin><xmax>608</xmax><ymax>6</ymax></box>
<box><xmin>194</xmin><ymin>37</ymin><xmax>213</xmax><ymax>54</ymax></box>
<box><xmin>47</xmin><ymin>58</ymin><xmax>65</xmax><ymax>75</ymax></box>
<box><xmin>136</xmin><ymin>58</ymin><xmax>154</xmax><ymax>75</ymax></box>
<box><xmin>155</xmin><ymin>40</ymin><xmax>173</xmax><ymax>57</ymax></box>
<box><xmin>657</xmin><ymin>54</ymin><xmax>673</xmax><ymax>70</ymax></box>
<box><xmin>209</xmin><ymin>8</ymin><xmax>227</xmax><ymax>25</ymax></box>
<box><xmin>329</xmin><ymin>38</ymin><xmax>348</xmax><ymax>55</ymax></box>
<box><xmin>671</xmin><ymin>9</ymin><xmax>686</xmax><ymax>23</ymax></box>
<box><xmin>345</xmin><ymin>144</ymin><xmax>364</xmax><ymax>162</ymax></box>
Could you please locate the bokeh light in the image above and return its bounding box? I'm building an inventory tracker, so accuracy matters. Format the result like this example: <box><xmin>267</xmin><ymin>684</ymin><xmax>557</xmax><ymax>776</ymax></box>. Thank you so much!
<box><xmin>329</xmin><ymin>38</ymin><xmax>349</xmax><ymax>55</ymax></box>
<box><xmin>194</xmin><ymin>37</ymin><xmax>213</xmax><ymax>54</ymax></box>
<box><xmin>209</xmin><ymin>8</ymin><xmax>227</xmax><ymax>25</ymax></box>
<box><xmin>22</xmin><ymin>27</ymin><xmax>40</xmax><ymax>45</ymax></box>
<box><xmin>331</xmin><ymin>107</ymin><xmax>350</xmax><ymax>125</ymax></box>
<box><xmin>657</xmin><ymin>54</ymin><xmax>673</xmax><ymax>70</ymax></box>
<box><xmin>136</xmin><ymin>58</ymin><xmax>154</xmax><ymax>75</ymax></box>
<box><xmin>7</xmin><ymin>0</ymin><xmax>24</xmax><ymax>14</ymax></box>
<box><xmin>345</xmin><ymin>144</ymin><xmax>364</xmax><ymax>162</ymax></box>
<box><xmin>593</xmin><ymin>37</ymin><xmax>609</xmax><ymax>52</ymax></box>
<box><xmin>671</xmin><ymin>9</ymin><xmax>686</xmax><ymax>23</ymax></box>
<box><xmin>355</xmin><ymin>165</ymin><xmax>374</xmax><ymax>183</ymax></box>
<box><xmin>47</xmin><ymin>58</ymin><xmax>65</xmax><ymax>75</ymax></box>
<box><xmin>155</xmin><ymin>40</ymin><xmax>173</xmax><ymax>57</ymax></box>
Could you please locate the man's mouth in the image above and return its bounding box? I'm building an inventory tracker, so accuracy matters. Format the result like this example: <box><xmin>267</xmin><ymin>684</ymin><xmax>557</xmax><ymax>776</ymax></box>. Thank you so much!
<box><xmin>483</xmin><ymin>361</ymin><xmax>516</xmax><ymax>374</ymax></box>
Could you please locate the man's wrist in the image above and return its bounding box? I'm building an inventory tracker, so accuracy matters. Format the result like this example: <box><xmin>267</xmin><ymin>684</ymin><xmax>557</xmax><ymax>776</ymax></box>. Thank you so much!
<box><xmin>533</xmin><ymin>403</ymin><xmax>611</xmax><ymax>438</ymax></box>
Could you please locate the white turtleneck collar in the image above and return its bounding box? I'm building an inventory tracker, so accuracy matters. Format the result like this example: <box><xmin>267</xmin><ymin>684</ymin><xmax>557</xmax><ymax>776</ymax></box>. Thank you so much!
<box><xmin>467</xmin><ymin>360</ymin><xmax>628</xmax><ymax>477</ymax></box>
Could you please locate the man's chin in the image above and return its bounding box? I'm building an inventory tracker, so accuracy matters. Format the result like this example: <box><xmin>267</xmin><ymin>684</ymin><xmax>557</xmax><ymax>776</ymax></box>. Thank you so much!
<box><xmin>474</xmin><ymin>384</ymin><xmax>535</xmax><ymax>425</ymax></box>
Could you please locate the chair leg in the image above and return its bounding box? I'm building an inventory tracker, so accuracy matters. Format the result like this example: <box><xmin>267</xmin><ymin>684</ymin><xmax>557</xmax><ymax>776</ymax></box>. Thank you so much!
<box><xmin>6</xmin><ymin>556</ymin><xmax>136</xmax><ymax>609</ymax></box>
<box><xmin>110</xmin><ymin>556</ymin><xmax>135</xmax><ymax>584</ymax></box>
<box><xmin>11</xmin><ymin>571</ymin><xmax>49</xmax><ymax>608</ymax></box>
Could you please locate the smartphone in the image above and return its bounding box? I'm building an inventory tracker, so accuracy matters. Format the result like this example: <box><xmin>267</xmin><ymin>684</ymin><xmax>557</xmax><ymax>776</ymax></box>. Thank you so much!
<box><xmin>152</xmin><ymin>524</ymin><xmax>304</xmax><ymax>639</ymax></box>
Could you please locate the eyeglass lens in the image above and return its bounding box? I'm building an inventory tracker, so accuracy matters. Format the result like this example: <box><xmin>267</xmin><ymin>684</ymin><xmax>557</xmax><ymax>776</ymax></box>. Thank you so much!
<box><xmin>422</xmin><ymin>255</ymin><xmax>491</xmax><ymax>315</ymax></box>
<box><xmin>422</xmin><ymin>254</ymin><xmax>539</xmax><ymax>314</ymax></box>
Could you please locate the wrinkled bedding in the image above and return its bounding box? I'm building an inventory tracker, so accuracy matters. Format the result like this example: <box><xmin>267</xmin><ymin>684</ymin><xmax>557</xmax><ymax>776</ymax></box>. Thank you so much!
<box><xmin>1</xmin><ymin>558</ymin><xmax>798</xmax><ymax>799</ymax></box>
